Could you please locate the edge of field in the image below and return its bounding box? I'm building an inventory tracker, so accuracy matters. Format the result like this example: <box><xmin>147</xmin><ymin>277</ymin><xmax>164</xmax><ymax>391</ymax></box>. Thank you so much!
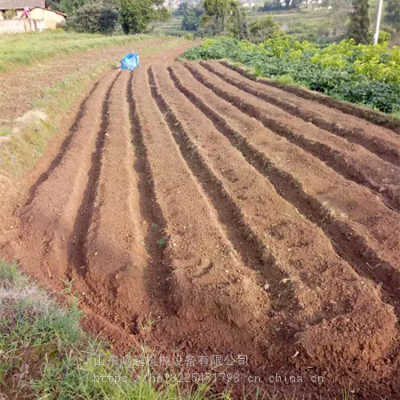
<box><xmin>0</xmin><ymin>37</ymin><xmax>186</xmax><ymax>179</ymax></box>
<box><xmin>218</xmin><ymin>59</ymin><xmax>400</xmax><ymax>130</ymax></box>
<box><xmin>0</xmin><ymin>31</ymin><xmax>169</xmax><ymax>73</ymax></box>
<box><xmin>0</xmin><ymin>259</ymin><xmax>356</xmax><ymax>400</ymax></box>
<box><xmin>0</xmin><ymin>259</ymin><xmax>213</xmax><ymax>400</ymax></box>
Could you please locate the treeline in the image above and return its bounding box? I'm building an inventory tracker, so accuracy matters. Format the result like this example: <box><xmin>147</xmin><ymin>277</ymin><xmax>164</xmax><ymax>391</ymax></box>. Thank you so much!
<box><xmin>176</xmin><ymin>0</ymin><xmax>280</xmax><ymax>40</ymax></box>
<box><xmin>178</xmin><ymin>0</ymin><xmax>400</xmax><ymax>45</ymax></box>
<box><xmin>47</xmin><ymin>0</ymin><xmax>400</xmax><ymax>41</ymax></box>
<box><xmin>47</xmin><ymin>0</ymin><xmax>170</xmax><ymax>34</ymax></box>
<box><xmin>347</xmin><ymin>0</ymin><xmax>399</xmax><ymax>44</ymax></box>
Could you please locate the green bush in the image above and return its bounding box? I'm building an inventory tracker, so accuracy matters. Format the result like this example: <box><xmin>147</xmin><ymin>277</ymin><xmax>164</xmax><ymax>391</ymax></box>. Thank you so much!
<box><xmin>181</xmin><ymin>2</ymin><xmax>204</xmax><ymax>31</ymax></box>
<box><xmin>119</xmin><ymin>0</ymin><xmax>170</xmax><ymax>34</ymax></box>
<box><xmin>183</xmin><ymin>37</ymin><xmax>239</xmax><ymax>60</ymax></box>
<box><xmin>248</xmin><ymin>15</ymin><xmax>280</xmax><ymax>43</ymax></box>
<box><xmin>66</xmin><ymin>2</ymin><xmax>119</xmax><ymax>34</ymax></box>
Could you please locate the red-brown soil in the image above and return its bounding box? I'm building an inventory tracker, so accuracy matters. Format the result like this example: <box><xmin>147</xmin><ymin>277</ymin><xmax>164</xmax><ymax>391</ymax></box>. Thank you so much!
<box><xmin>1</xmin><ymin>46</ymin><xmax>400</xmax><ymax>399</ymax></box>
<box><xmin>0</xmin><ymin>37</ymin><xmax>177</xmax><ymax>130</ymax></box>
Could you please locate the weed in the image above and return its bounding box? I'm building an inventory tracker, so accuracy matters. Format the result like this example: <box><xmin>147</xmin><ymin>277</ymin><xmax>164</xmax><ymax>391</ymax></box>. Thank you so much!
<box><xmin>0</xmin><ymin>259</ymin><xmax>19</xmax><ymax>283</ymax></box>
<box><xmin>273</xmin><ymin>75</ymin><xmax>297</xmax><ymax>86</ymax></box>
<box><xmin>0</xmin><ymin>260</ymin><xmax>368</xmax><ymax>399</ymax></box>
<box><xmin>0</xmin><ymin>128</ymin><xmax>10</xmax><ymax>137</ymax></box>
<box><xmin>139</xmin><ymin>313</ymin><xmax>156</xmax><ymax>332</ymax></box>
<box><xmin>157</xmin><ymin>236</ymin><xmax>168</xmax><ymax>249</ymax></box>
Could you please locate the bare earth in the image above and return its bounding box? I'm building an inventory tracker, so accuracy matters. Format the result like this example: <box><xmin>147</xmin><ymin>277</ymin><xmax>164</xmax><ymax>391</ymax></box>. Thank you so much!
<box><xmin>0</xmin><ymin>38</ymin><xmax>170</xmax><ymax>130</ymax></box>
<box><xmin>1</xmin><ymin>44</ymin><xmax>400</xmax><ymax>399</ymax></box>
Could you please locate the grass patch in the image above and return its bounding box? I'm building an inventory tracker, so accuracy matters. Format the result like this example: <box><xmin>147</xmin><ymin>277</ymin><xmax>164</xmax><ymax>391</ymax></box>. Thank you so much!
<box><xmin>0</xmin><ymin>37</ymin><xmax>186</xmax><ymax>178</ymax></box>
<box><xmin>0</xmin><ymin>128</ymin><xmax>10</xmax><ymax>137</ymax></box>
<box><xmin>0</xmin><ymin>259</ymin><xmax>216</xmax><ymax>400</ymax></box>
<box><xmin>0</xmin><ymin>31</ymin><xmax>168</xmax><ymax>73</ymax></box>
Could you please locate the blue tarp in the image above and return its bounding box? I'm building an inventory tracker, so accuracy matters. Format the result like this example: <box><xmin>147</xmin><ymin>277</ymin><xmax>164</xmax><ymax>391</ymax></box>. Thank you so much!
<box><xmin>121</xmin><ymin>53</ymin><xmax>140</xmax><ymax>71</ymax></box>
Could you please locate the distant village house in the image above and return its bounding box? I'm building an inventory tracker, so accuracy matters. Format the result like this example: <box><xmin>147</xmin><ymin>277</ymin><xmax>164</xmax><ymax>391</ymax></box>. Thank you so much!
<box><xmin>0</xmin><ymin>0</ymin><xmax>66</xmax><ymax>32</ymax></box>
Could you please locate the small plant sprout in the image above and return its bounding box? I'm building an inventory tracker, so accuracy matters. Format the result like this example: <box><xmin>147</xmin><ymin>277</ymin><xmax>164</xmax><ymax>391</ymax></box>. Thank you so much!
<box><xmin>157</xmin><ymin>236</ymin><xmax>168</xmax><ymax>249</ymax></box>
<box><xmin>139</xmin><ymin>313</ymin><xmax>156</xmax><ymax>332</ymax></box>
<box><xmin>61</xmin><ymin>277</ymin><xmax>75</xmax><ymax>294</ymax></box>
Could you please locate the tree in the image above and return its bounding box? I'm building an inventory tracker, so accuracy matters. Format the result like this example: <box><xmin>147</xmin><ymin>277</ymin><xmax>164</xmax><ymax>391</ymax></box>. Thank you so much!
<box><xmin>181</xmin><ymin>2</ymin><xmax>204</xmax><ymax>31</ymax></box>
<box><xmin>154</xmin><ymin>6</ymin><xmax>171</xmax><ymax>22</ymax></box>
<box><xmin>118</xmin><ymin>0</ymin><xmax>169</xmax><ymax>34</ymax></box>
<box><xmin>202</xmin><ymin>0</ymin><xmax>247</xmax><ymax>37</ymax></box>
<box><xmin>48</xmin><ymin>0</ymin><xmax>87</xmax><ymax>15</ymax></box>
<box><xmin>67</xmin><ymin>1</ymin><xmax>119</xmax><ymax>33</ymax></box>
<box><xmin>258</xmin><ymin>1</ymin><xmax>282</xmax><ymax>12</ymax></box>
<box><xmin>347</xmin><ymin>0</ymin><xmax>370</xmax><ymax>44</ymax></box>
<box><xmin>385</xmin><ymin>0</ymin><xmax>400</xmax><ymax>32</ymax></box>
<box><xmin>249</xmin><ymin>15</ymin><xmax>280</xmax><ymax>43</ymax></box>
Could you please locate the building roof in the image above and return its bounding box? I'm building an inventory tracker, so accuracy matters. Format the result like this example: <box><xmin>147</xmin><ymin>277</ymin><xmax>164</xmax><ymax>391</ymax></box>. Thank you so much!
<box><xmin>0</xmin><ymin>0</ymin><xmax>46</xmax><ymax>10</ymax></box>
<box><xmin>31</xmin><ymin>6</ymin><xmax>67</xmax><ymax>17</ymax></box>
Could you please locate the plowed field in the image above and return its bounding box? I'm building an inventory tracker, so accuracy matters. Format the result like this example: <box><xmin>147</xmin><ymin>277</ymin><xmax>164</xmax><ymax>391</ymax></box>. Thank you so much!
<box><xmin>3</xmin><ymin>46</ymin><xmax>400</xmax><ymax>399</ymax></box>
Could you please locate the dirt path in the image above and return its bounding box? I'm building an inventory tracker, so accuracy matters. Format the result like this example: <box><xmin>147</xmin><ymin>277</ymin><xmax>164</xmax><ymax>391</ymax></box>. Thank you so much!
<box><xmin>2</xmin><ymin>44</ymin><xmax>400</xmax><ymax>399</ymax></box>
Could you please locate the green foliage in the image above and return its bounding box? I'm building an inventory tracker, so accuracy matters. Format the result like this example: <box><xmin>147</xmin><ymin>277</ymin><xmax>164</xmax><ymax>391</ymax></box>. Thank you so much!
<box><xmin>48</xmin><ymin>0</ymin><xmax>87</xmax><ymax>16</ymax></box>
<box><xmin>118</xmin><ymin>0</ymin><xmax>170</xmax><ymax>34</ymax></box>
<box><xmin>0</xmin><ymin>128</ymin><xmax>11</xmax><ymax>137</ymax></box>
<box><xmin>257</xmin><ymin>0</ymin><xmax>283</xmax><ymax>12</ymax></box>
<box><xmin>119</xmin><ymin>0</ymin><xmax>155</xmax><ymax>33</ymax></box>
<box><xmin>157</xmin><ymin>236</ymin><xmax>168</xmax><ymax>249</ymax></box>
<box><xmin>183</xmin><ymin>37</ymin><xmax>239</xmax><ymax>59</ymax></box>
<box><xmin>347</xmin><ymin>0</ymin><xmax>370</xmax><ymax>44</ymax></box>
<box><xmin>154</xmin><ymin>6</ymin><xmax>171</xmax><ymax>22</ymax></box>
<box><xmin>181</xmin><ymin>2</ymin><xmax>204</xmax><ymax>31</ymax></box>
<box><xmin>0</xmin><ymin>260</ymin><xmax>213</xmax><ymax>400</ymax></box>
<box><xmin>385</xmin><ymin>0</ymin><xmax>400</xmax><ymax>32</ymax></box>
<box><xmin>0</xmin><ymin>260</ymin><xmax>19</xmax><ymax>283</ymax></box>
<box><xmin>202</xmin><ymin>0</ymin><xmax>248</xmax><ymax>38</ymax></box>
<box><xmin>248</xmin><ymin>15</ymin><xmax>280</xmax><ymax>43</ymax></box>
<box><xmin>182</xmin><ymin>36</ymin><xmax>400</xmax><ymax>114</ymax></box>
<box><xmin>67</xmin><ymin>2</ymin><xmax>119</xmax><ymax>34</ymax></box>
<box><xmin>377</xmin><ymin>30</ymin><xmax>392</xmax><ymax>44</ymax></box>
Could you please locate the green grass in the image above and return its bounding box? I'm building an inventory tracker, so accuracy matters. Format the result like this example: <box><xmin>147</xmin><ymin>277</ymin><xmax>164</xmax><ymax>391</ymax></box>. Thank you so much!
<box><xmin>0</xmin><ymin>37</ymin><xmax>186</xmax><ymax>178</ymax></box>
<box><xmin>0</xmin><ymin>128</ymin><xmax>10</xmax><ymax>137</ymax></box>
<box><xmin>151</xmin><ymin>16</ymin><xmax>184</xmax><ymax>35</ymax></box>
<box><xmin>0</xmin><ymin>259</ymin><xmax>216</xmax><ymax>400</ymax></box>
<box><xmin>0</xmin><ymin>30</ymin><xmax>167</xmax><ymax>73</ymax></box>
